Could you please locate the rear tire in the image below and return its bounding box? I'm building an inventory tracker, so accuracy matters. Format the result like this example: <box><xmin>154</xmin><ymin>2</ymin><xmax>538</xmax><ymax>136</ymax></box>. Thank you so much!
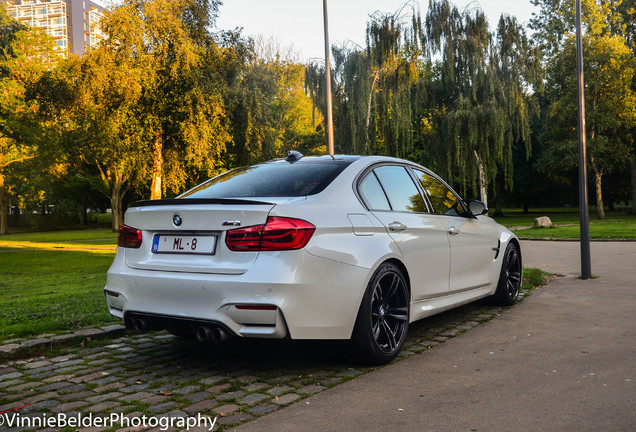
<box><xmin>348</xmin><ymin>263</ymin><xmax>410</xmax><ymax>365</ymax></box>
<box><xmin>493</xmin><ymin>242</ymin><xmax>522</xmax><ymax>306</ymax></box>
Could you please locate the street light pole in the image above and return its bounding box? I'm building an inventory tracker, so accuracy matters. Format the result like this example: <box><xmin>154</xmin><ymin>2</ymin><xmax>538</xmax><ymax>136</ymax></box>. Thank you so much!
<box><xmin>576</xmin><ymin>0</ymin><xmax>592</xmax><ymax>279</ymax></box>
<box><xmin>323</xmin><ymin>0</ymin><xmax>335</xmax><ymax>159</ymax></box>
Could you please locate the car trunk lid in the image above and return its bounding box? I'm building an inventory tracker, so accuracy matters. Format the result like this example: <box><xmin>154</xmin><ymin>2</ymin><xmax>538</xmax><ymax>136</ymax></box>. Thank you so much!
<box><xmin>122</xmin><ymin>199</ymin><xmax>276</xmax><ymax>275</ymax></box>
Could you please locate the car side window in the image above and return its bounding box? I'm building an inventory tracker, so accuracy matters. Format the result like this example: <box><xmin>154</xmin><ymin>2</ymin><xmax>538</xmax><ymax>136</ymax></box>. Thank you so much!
<box><xmin>359</xmin><ymin>172</ymin><xmax>391</xmax><ymax>211</ymax></box>
<box><xmin>372</xmin><ymin>166</ymin><xmax>428</xmax><ymax>213</ymax></box>
<box><xmin>413</xmin><ymin>169</ymin><xmax>465</xmax><ymax>216</ymax></box>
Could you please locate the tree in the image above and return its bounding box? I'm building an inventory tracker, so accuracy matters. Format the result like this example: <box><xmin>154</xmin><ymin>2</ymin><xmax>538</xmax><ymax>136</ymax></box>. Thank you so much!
<box><xmin>230</xmin><ymin>37</ymin><xmax>323</xmax><ymax>165</ymax></box>
<box><xmin>533</xmin><ymin>0</ymin><xmax>636</xmax><ymax>219</ymax></box>
<box><xmin>541</xmin><ymin>34</ymin><xmax>636</xmax><ymax>219</ymax></box>
<box><xmin>102</xmin><ymin>0</ymin><xmax>232</xmax><ymax>199</ymax></box>
<box><xmin>425</xmin><ymin>0</ymin><xmax>537</xmax><ymax>206</ymax></box>
<box><xmin>0</xmin><ymin>4</ymin><xmax>57</xmax><ymax>234</ymax></box>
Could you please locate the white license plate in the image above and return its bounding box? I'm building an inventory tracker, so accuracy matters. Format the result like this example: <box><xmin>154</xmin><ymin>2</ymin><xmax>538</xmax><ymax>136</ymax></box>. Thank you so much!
<box><xmin>152</xmin><ymin>234</ymin><xmax>217</xmax><ymax>255</ymax></box>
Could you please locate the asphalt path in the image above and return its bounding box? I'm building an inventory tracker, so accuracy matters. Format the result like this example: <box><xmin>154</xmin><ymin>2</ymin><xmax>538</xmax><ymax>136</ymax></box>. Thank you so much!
<box><xmin>233</xmin><ymin>241</ymin><xmax>636</xmax><ymax>432</ymax></box>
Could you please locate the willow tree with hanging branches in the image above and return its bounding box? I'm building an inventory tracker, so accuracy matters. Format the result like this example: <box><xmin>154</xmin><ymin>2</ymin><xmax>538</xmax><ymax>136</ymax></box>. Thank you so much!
<box><xmin>424</xmin><ymin>0</ymin><xmax>538</xmax><ymax>207</ymax></box>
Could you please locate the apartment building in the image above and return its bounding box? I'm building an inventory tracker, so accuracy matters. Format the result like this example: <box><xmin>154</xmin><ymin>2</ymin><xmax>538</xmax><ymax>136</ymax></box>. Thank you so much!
<box><xmin>3</xmin><ymin>0</ymin><xmax>106</xmax><ymax>56</ymax></box>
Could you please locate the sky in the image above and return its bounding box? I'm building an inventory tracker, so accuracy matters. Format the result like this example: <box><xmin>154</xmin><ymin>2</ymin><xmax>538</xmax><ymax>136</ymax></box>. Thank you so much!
<box><xmin>216</xmin><ymin>0</ymin><xmax>539</xmax><ymax>62</ymax></box>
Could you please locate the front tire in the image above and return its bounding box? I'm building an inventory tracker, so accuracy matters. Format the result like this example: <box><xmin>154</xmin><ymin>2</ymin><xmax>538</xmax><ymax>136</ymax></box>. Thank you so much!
<box><xmin>493</xmin><ymin>242</ymin><xmax>522</xmax><ymax>306</ymax></box>
<box><xmin>348</xmin><ymin>263</ymin><xmax>410</xmax><ymax>365</ymax></box>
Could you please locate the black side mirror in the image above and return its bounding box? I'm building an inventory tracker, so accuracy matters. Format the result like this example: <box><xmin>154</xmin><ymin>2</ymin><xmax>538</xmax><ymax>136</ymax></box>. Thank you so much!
<box><xmin>465</xmin><ymin>200</ymin><xmax>489</xmax><ymax>217</ymax></box>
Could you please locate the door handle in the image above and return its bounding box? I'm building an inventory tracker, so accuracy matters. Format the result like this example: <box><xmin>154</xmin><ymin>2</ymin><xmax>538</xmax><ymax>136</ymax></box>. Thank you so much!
<box><xmin>388</xmin><ymin>222</ymin><xmax>407</xmax><ymax>232</ymax></box>
<box><xmin>447</xmin><ymin>226</ymin><xmax>460</xmax><ymax>235</ymax></box>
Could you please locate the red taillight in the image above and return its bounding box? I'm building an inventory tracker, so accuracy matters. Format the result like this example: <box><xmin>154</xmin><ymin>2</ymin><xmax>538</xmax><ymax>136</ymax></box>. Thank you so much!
<box><xmin>117</xmin><ymin>224</ymin><xmax>143</xmax><ymax>249</ymax></box>
<box><xmin>226</xmin><ymin>217</ymin><xmax>315</xmax><ymax>252</ymax></box>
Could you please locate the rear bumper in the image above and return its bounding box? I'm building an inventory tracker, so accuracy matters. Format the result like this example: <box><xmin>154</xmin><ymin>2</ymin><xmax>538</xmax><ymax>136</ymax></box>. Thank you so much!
<box><xmin>104</xmin><ymin>248</ymin><xmax>370</xmax><ymax>340</ymax></box>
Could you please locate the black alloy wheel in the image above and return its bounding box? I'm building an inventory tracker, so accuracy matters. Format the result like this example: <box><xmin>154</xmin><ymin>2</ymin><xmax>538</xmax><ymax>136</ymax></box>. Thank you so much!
<box><xmin>349</xmin><ymin>263</ymin><xmax>410</xmax><ymax>364</ymax></box>
<box><xmin>494</xmin><ymin>242</ymin><xmax>522</xmax><ymax>305</ymax></box>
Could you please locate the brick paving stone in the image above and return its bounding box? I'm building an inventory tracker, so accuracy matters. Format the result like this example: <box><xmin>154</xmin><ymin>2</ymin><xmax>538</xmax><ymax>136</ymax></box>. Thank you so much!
<box><xmin>0</xmin><ymin>343</ymin><xmax>20</xmax><ymax>354</ymax></box>
<box><xmin>247</xmin><ymin>404</ymin><xmax>276</xmax><ymax>415</ymax></box>
<box><xmin>182</xmin><ymin>399</ymin><xmax>218</xmax><ymax>414</ymax></box>
<box><xmin>213</xmin><ymin>403</ymin><xmax>239</xmax><ymax>415</ymax></box>
<box><xmin>76</xmin><ymin>329</ymin><xmax>105</xmax><ymax>338</ymax></box>
<box><xmin>56</xmin><ymin>365</ymin><xmax>88</xmax><ymax>374</ymax></box>
<box><xmin>25</xmin><ymin>370</ymin><xmax>57</xmax><ymax>379</ymax></box>
<box><xmin>118</xmin><ymin>391</ymin><xmax>153</xmax><ymax>402</ymax></box>
<box><xmin>216</xmin><ymin>391</ymin><xmax>245</xmax><ymax>402</ymax></box>
<box><xmin>58</xmin><ymin>391</ymin><xmax>95</xmax><ymax>402</ymax></box>
<box><xmin>70</xmin><ymin>372</ymin><xmax>105</xmax><ymax>383</ymax></box>
<box><xmin>147</xmin><ymin>401</ymin><xmax>178</xmax><ymax>413</ymax></box>
<box><xmin>50</xmin><ymin>333</ymin><xmax>77</xmax><ymax>343</ymax></box>
<box><xmin>55</xmin><ymin>359</ymin><xmax>85</xmax><ymax>368</ymax></box>
<box><xmin>199</xmin><ymin>375</ymin><xmax>225</xmax><ymax>385</ymax></box>
<box><xmin>237</xmin><ymin>375</ymin><xmax>259</xmax><ymax>384</ymax></box>
<box><xmin>173</xmin><ymin>384</ymin><xmax>200</xmax><ymax>395</ymax></box>
<box><xmin>0</xmin><ymin>366</ymin><xmax>18</xmax><ymax>375</ymax></box>
<box><xmin>22</xmin><ymin>391</ymin><xmax>58</xmax><ymax>404</ymax></box>
<box><xmin>337</xmin><ymin>369</ymin><xmax>362</xmax><ymax>377</ymax></box>
<box><xmin>43</xmin><ymin>373</ymin><xmax>76</xmax><ymax>384</ymax></box>
<box><xmin>59</xmin><ymin>383</ymin><xmax>88</xmax><ymax>393</ymax></box>
<box><xmin>140</xmin><ymin>395</ymin><xmax>170</xmax><ymax>405</ymax></box>
<box><xmin>240</xmin><ymin>393</ymin><xmax>269</xmax><ymax>405</ymax></box>
<box><xmin>40</xmin><ymin>381</ymin><xmax>73</xmax><ymax>392</ymax></box>
<box><xmin>91</xmin><ymin>375</ymin><xmax>121</xmax><ymax>386</ymax></box>
<box><xmin>49</xmin><ymin>354</ymin><xmax>77</xmax><ymax>363</ymax></box>
<box><xmin>87</xmin><ymin>358</ymin><xmax>110</xmax><ymax>366</ymax></box>
<box><xmin>119</xmin><ymin>383</ymin><xmax>150</xmax><ymax>393</ymax></box>
<box><xmin>5</xmin><ymin>381</ymin><xmax>40</xmax><ymax>392</ymax></box>
<box><xmin>93</xmin><ymin>382</ymin><xmax>125</xmax><ymax>393</ymax></box>
<box><xmin>244</xmin><ymin>383</ymin><xmax>268</xmax><ymax>392</ymax></box>
<box><xmin>86</xmin><ymin>392</ymin><xmax>124</xmax><ymax>403</ymax></box>
<box><xmin>297</xmin><ymin>385</ymin><xmax>325</xmax><ymax>395</ymax></box>
<box><xmin>184</xmin><ymin>391</ymin><xmax>212</xmax><ymax>403</ymax></box>
<box><xmin>273</xmin><ymin>393</ymin><xmax>301</xmax><ymax>405</ymax></box>
<box><xmin>50</xmin><ymin>400</ymin><xmax>89</xmax><ymax>413</ymax></box>
<box><xmin>85</xmin><ymin>401</ymin><xmax>122</xmax><ymax>412</ymax></box>
<box><xmin>4</xmin><ymin>391</ymin><xmax>34</xmax><ymax>401</ymax></box>
<box><xmin>157</xmin><ymin>409</ymin><xmax>187</xmax><ymax>419</ymax></box>
<box><xmin>20</xmin><ymin>338</ymin><xmax>51</xmax><ymax>349</ymax></box>
<box><xmin>440</xmin><ymin>329</ymin><xmax>461</xmax><ymax>337</ymax></box>
<box><xmin>216</xmin><ymin>412</ymin><xmax>252</xmax><ymax>425</ymax></box>
<box><xmin>23</xmin><ymin>399</ymin><xmax>59</xmax><ymax>412</ymax></box>
<box><xmin>206</xmin><ymin>383</ymin><xmax>231</xmax><ymax>394</ymax></box>
<box><xmin>23</xmin><ymin>360</ymin><xmax>52</xmax><ymax>369</ymax></box>
<box><xmin>266</xmin><ymin>385</ymin><xmax>292</xmax><ymax>396</ymax></box>
<box><xmin>433</xmin><ymin>336</ymin><xmax>449</xmax><ymax>342</ymax></box>
<box><xmin>84</xmin><ymin>351</ymin><xmax>110</xmax><ymax>360</ymax></box>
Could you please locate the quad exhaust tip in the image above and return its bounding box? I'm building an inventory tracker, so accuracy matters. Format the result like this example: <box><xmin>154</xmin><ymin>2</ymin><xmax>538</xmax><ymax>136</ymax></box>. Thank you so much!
<box><xmin>124</xmin><ymin>314</ymin><xmax>233</xmax><ymax>343</ymax></box>
<box><xmin>196</xmin><ymin>325</ymin><xmax>231</xmax><ymax>343</ymax></box>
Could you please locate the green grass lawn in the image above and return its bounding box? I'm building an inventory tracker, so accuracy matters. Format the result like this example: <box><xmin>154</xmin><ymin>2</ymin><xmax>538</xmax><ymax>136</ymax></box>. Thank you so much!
<box><xmin>0</xmin><ymin>231</ymin><xmax>118</xmax><ymax>341</ymax></box>
<box><xmin>492</xmin><ymin>208</ymin><xmax>636</xmax><ymax>239</ymax></box>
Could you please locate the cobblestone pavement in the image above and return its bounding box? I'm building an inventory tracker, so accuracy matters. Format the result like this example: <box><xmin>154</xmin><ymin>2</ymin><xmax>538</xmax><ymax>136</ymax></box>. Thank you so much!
<box><xmin>0</xmin><ymin>290</ymin><xmax>531</xmax><ymax>432</ymax></box>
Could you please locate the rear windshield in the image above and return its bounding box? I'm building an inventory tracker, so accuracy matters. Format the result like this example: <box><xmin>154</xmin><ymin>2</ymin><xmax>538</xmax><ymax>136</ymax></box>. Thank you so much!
<box><xmin>180</xmin><ymin>161</ymin><xmax>350</xmax><ymax>198</ymax></box>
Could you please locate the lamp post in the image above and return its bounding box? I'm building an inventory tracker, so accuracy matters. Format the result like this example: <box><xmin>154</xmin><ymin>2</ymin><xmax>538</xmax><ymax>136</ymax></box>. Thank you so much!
<box><xmin>576</xmin><ymin>0</ymin><xmax>592</xmax><ymax>279</ymax></box>
<box><xmin>323</xmin><ymin>0</ymin><xmax>335</xmax><ymax>159</ymax></box>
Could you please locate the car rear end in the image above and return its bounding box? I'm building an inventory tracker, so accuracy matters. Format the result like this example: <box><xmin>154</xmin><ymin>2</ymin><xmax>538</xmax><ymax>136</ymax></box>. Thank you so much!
<box><xmin>104</xmin><ymin>156</ymin><xmax>372</xmax><ymax>341</ymax></box>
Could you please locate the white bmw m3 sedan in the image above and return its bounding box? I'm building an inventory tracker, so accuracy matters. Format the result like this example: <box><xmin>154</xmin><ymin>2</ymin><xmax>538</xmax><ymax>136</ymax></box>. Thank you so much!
<box><xmin>105</xmin><ymin>153</ymin><xmax>522</xmax><ymax>364</ymax></box>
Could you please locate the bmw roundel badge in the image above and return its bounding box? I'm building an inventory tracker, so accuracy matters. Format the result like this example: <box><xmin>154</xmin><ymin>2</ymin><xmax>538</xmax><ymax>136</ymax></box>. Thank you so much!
<box><xmin>173</xmin><ymin>214</ymin><xmax>182</xmax><ymax>227</ymax></box>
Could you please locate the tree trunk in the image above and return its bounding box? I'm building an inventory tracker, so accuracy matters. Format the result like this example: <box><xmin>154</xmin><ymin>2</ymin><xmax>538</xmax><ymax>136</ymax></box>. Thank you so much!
<box><xmin>594</xmin><ymin>170</ymin><xmax>606</xmax><ymax>220</ymax></box>
<box><xmin>80</xmin><ymin>199</ymin><xmax>87</xmax><ymax>226</ymax></box>
<box><xmin>631</xmin><ymin>152</ymin><xmax>636</xmax><ymax>215</ymax></box>
<box><xmin>0</xmin><ymin>171</ymin><xmax>7</xmax><ymax>235</ymax></box>
<box><xmin>111</xmin><ymin>182</ymin><xmax>123</xmax><ymax>233</ymax></box>
<box><xmin>150</xmin><ymin>137</ymin><xmax>163</xmax><ymax>200</ymax></box>
<box><xmin>474</xmin><ymin>150</ymin><xmax>488</xmax><ymax>207</ymax></box>
<box><xmin>364</xmin><ymin>70</ymin><xmax>380</xmax><ymax>154</ymax></box>
<box><xmin>494</xmin><ymin>175</ymin><xmax>504</xmax><ymax>216</ymax></box>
